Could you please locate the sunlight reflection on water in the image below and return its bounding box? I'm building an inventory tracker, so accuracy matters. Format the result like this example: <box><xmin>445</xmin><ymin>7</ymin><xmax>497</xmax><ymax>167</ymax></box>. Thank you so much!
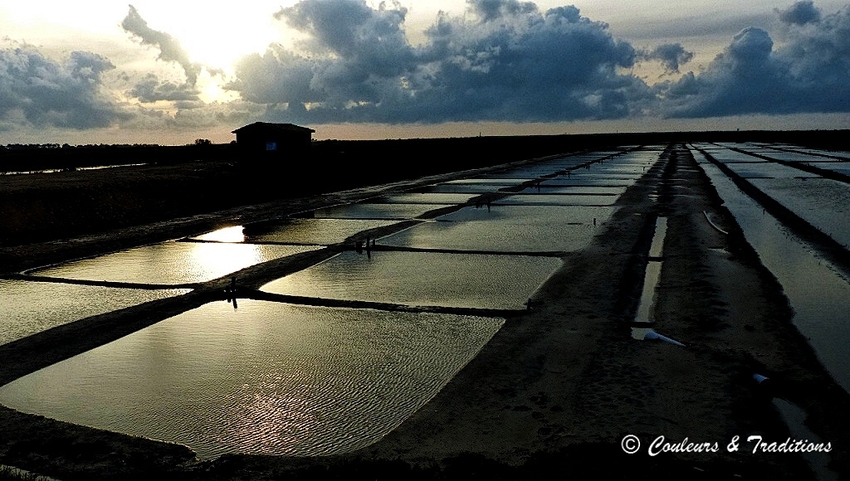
<box><xmin>262</xmin><ymin>250</ymin><xmax>561</xmax><ymax>310</ymax></box>
<box><xmin>0</xmin><ymin>301</ymin><xmax>503</xmax><ymax>459</ymax></box>
<box><xmin>0</xmin><ymin>280</ymin><xmax>188</xmax><ymax>345</ymax></box>
<box><xmin>32</xmin><ymin>242</ymin><xmax>319</xmax><ymax>285</ymax></box>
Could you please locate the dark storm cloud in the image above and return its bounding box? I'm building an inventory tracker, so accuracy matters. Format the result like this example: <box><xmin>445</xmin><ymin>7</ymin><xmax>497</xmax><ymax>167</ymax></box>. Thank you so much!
<box><xmin>659</xmin><ymin>2</ymin><xmax>850</xmax><ymax>117</ymax></box>
<box><xmin>468</xmin><ymin>0</ymin><xmax>538</xmax><ymax>22</ymax></box>
<box><xmin>777</xmin><ymin>0</ymin><xmax>821</xmax><ymax>25</ymax></box>
<box><xmin>0</xmin><ymin>44</ymin><xmax>128</xmax><ymax>130</ymax></box>
<box><xmin>658</xmin><ymin>28</ymin><xmax>787</xmax><ymax>117</ymax></box>
<box><xmin>640</xmin><ymin>43</ymin><xmax>694</xmax><ymax>73</ymax></box>
<box><xmin>231</xmin><ymin>0</ymin><xmax>649</xmax><ymax>124</ymax></box>
<box><xmin>130</xmin><ymin>74</ymin><xmax>200</xmax><ymax>103</ymax></box>
<box><xmin>121</xmin><ymin>5</ymin><xmax>201</xmax><ymax>86</ymax></box>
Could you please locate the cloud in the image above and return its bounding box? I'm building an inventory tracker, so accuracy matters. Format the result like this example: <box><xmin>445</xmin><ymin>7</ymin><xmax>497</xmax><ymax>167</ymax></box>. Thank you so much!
<box><xmin>169</xmin><ymin>99</ymin><xmax>263</xmax><ymax>129</ymax></box>
<box><xmin>121</xmin><ymin>5</ymin><xmax>201</xmax><ymax>86</ymax></box>
<box><xmin>129</xmin><ymin>74</ymin><xmax>200</xmax><ymax>103</ymax></box>
<box><xmin>658</xmin><ymin>2</ymin><xmax>850</xmax><ymax>117</ymax></box>
<box><xmin>0</xmin><ymin>43</ymin><xmax>129</xmax><ymax>130</ymax></box>
<box><xmin>468</xmin><ymin>0</ymin><xmax>538</xmax><ymax>22</ymax></box>
<box><xmin>777</xmin><ymin>1</ymin><xmax>821</xmax><ymax>25</ymax></box>
<box><xmin>229</xmin><ymin>0</ymin><xmax>850</xmax><ymax>125</ymax></box>
<box><xmin>640</xmin><ymin>43</ymin><xmax>694</xmax><ymax>74</ymax></box>
<box><xmin>230</xmin><ymin>0</ymin><xmax>649</xmax><ymax>124</ymax></box>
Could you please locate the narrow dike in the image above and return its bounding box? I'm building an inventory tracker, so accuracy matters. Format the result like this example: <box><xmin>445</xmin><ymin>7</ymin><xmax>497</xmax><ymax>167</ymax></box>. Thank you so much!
<box><xmin>724</xmin><ymin>144</ymin><xmax>850</xmax><ymax>185</ymax></box>
<box><xmin>696</xmin><ymin>146</ymin><xmax>850</xmax><ymax>280</ymax></box>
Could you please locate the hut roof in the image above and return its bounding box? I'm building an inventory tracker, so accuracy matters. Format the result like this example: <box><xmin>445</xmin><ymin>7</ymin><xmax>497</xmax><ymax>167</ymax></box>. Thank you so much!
<box><xmin>232</xmin><ymin>122</ymin><xmax>315</xmax><ymax>134</ymax></box>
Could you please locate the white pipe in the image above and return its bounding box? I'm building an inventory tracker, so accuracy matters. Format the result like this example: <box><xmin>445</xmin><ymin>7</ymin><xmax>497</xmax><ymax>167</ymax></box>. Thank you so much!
<box><xmin>643</xmin><ymin>330</ymin><xmax>686</xmax><ymax>347</ymax></box>
<box><xmin>703</xmin><ymin>210</ymin><xmax>729</xmax><ymax>235</ymax></box>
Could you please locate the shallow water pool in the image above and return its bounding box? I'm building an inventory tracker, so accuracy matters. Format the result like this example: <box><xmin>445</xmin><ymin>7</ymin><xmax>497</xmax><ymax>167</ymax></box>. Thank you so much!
<box><xmin>310</xmin><ymin>203</ymin><xmax>455</xmax><ymax>220</ymax></box>
<box><xmin>416</xmin><ymin>183</ymin><xmax>521</xmax><ymax>194</ymax></box>
<box><xmin>0</xmin><ymin>280</ymin><xmax>188</xmax><ymax>345</ymax></box>
<box><xmin>699</xmin><ymin>158</ymin><xmax>850</xmax><ymax>393</ymax></box>
<box><xmin>493</xmin><ymin>193</ymin><xmax>618</xmax><ymax>206</ymax></box>
<box><xmin>540</xmin><ymin>177</ymin><xmax>636</xmax><ymax>187</ymax></box>
<box><xmin>0</xmin><ymin>301</ymin><xmax>503</xmax><ymax>459</ymax></box>
<box><xmin>722</xmin><ymin>161</ymin><xmax>819</xmax><ymax>179</ymax></box>
<box><xmin>748</xmin><ymin>177</ymin><xmax>850</xmax><ymax>250</ymax></box>
<box><xmin>261</xmin><ymin>250</ymin><xmax>561</xmax><ymax>310</ymax></box>
<box><xmin>381</xmin><ymin>205</ymin><xmax>616</xmax><ymax>253</ymax></box>
<box><xmin>32</xmin><ymin>242</ymin><xmax>320</xmax><ymax>285</ymax></box>
<box><xmin>374</xmin><ymin>193</ymin><xmax>477</xmax><ymax>205</ymax></box>
<box><xmin>523</xmin><ymin>185</ymin><xmax>627</xmax><ymax>196</ymax></box>
<box><xmin>240</xmin><ymin>218</ymin><xmax>400</xmax><ymax>245</ymax></box>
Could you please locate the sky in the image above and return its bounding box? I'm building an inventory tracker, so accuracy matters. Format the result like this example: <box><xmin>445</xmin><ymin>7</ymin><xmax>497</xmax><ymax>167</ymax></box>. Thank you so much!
<box><xmin>1</xmin><ymin>0</ymin><xmax>849</xmax><ymax>145</ymax></box>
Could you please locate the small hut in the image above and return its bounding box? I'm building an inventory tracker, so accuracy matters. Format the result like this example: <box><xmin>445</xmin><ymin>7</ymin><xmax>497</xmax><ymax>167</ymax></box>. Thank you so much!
<box><xmin>231</xmin><ymin>122</ymin><xmax>315</xmax><ymax>158</ymax></box>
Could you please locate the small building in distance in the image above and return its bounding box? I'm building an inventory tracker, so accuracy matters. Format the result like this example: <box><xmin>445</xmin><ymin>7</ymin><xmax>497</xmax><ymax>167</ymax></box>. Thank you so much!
<box><xmin>231</xmin><ymin>122</ymin><xmax>315</xmax><ymax>157</ymax></box>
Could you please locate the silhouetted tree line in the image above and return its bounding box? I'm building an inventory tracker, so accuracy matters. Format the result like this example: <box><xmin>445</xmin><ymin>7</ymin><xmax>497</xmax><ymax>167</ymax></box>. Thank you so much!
<box><xmin>0</xmin><ymin>142</ymin><xmax>233</xmax><ymax>172</ymax></box>
<box><xmin>2</xmin><ymin>130</ymin><xmax>847</xmax><ymax>174</ymax></box>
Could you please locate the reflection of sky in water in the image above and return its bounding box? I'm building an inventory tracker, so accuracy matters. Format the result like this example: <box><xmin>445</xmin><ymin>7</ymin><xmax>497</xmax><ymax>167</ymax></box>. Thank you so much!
<box><xmin>749</xmin><ymin>178</ymin><xmax>850</xmax><ymax>250</ymax></box>
<box><xmin>713</xmin><ymin>142</ymin><xmax>761</xmax><ymax>150</ymax></box>
<box><xmin>722</xmin><ymin>161</ymin><xmax>819</xmax><ymax>179</ymax></box>
<box><xmin>784</xmin><ymin>162</ymin><xmax>850</xmax><ymax>177</ymax></box>
<box><xmin>32</xmin><ymin>242</ymin><xmax>318</xmax><ymax>285</ymax></box>
<box><xmin>0</xmin><ymin>280</ymin><xmax>187</xmax><ymax>345</ymax></box>
<box><xmin>649</xmin><ymin>217</ymin><xmax>668</xmax><ymax>258</ymax></box>
<box><xmin>520</xmin><ymin>186</ymin><xmax>626</xmax><ymax>195</ymax></box>
<box><xmin>817</xmin><ymin>163</ymin><xmax>850</xmax><ymax>176</ymax></box>
<box><xmin>262</xmin><ymin>251</ymin><xmax>561</xmax><ymax>310</ymax></box>
<box><xmin>0</xmin><ymin>301</ymin><xmax>503</xmax><ymax>459</ymax></box>
<box><xmin>194</xmin><ymin>226</ymin><xmax>245</xmax><ymax>243</ymax></box>
<box><xmin>540</xmin><ymin>177</ymin><xmax>636</xmax><ymax>187</ymax></box>
<box><xmin>415</xmin><ymin>183</ymin><xmax>520</xmax><ymax>194</ymax></box>
<box><xmin>770</xmin><ymin>147</ymin><xmax>850</xmax><ymax>162</ymax></box>
<box><xmin>478</xmin><ymin>149</ymin><xmax>654</xmax><ymax>180</ymax></box>
<box><xmin>700</xmin><ymin>160</ymin><xmax>850</xmax><ymax>393</ymax></box>
<box><xmin>493</xmin><ymin>194</ymin><xmax>617</xmax><ymax>206</ymax></box>
<box><xmin>382</xmin><ymin>205</ymin><xmax>616</xmax><ymax>253</ymax></box>
<box><xmin>443</xmin><ymin>178</ymin><xmax>530</xmax><ymax>186</ymax></box>
<box><xmin>244</xmin><ymin>218</ymin><xmax>399</xmax><ymax>245</ymax></box>
<box><xmin>311</xmin><ymin>203</ymin><xmax>454</xmax><ymax>220</ymax></box>
<box><xmin>705</xmin><ymin>149</ymin><xmax>770</xmax><ymax>163</ymax></box>
<box><xmin>633</xmin><ymin>218</ymin><xmax>667</xmax><ymax>324</ymax></box>
<box><xmin>635</xmin><ymin>261</ymin><xmax>662</xmax><ymax>323</ymax></box>
<box><xmin>751</xmin><ymin>149</ymin><xmax>844</xmax><ymax>164</ymax></box>
<box><xmin>376</xmin><ymin>193</ymin><xmax>477</xmax><ymax>204</ymax></box>
<box><xmin>483</xmin><ymin>165</ymin><xmax>566</xmax><ymax>178</ymax></box>
<box><xmin>487</xmin><ymin>166</ymin><xmax>572</xmax><ymax>178</ymax></box>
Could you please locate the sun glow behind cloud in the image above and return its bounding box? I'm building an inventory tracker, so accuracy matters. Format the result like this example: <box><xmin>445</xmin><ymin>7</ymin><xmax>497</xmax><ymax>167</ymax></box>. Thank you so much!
<box><xmin>137</xmin><ymin>3</ymin><xmax>286</xmax><ymax>72</ymax></box>
<box><xmin>2</xmin><ymin>0</ymin><xmax>850</xmax><ymax>144</ymax></box>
